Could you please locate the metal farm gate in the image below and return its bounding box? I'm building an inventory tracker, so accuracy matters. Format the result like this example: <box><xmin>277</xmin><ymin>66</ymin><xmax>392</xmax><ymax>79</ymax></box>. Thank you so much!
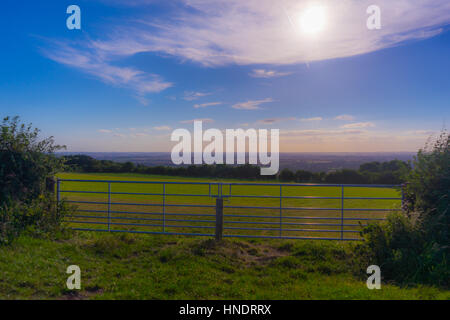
<box><xmin>57</xmin><ymin>179</ymin><xmax>404</xmax><ymax>241</ymax></box>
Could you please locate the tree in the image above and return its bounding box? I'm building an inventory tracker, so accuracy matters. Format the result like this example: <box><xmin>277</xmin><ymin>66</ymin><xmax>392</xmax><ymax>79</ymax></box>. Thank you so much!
<box><xmin>279</xmin><ymin>168</ymin><xmax>295</xmax><ymax>182</ymax></box>
<box><xmin>121</xmin><ymin>161</ymin><xmax>135</xmax><ymax>173</ymax></box>
<box><xmin>324</xmin><ymin>169</ymin><xmax>367</xmax><ymax>184</ymax></box>
<box><xmin>357</xmin><ymin>130</ymin><xmax>449</xmax><ymax>287</ymax></box>
<box><xmin>359</xmin><ymin>161</ymin><xmax>381</xmax><ymax>173</ymax></box>
<box><xmin>0</xmin><ymin>116</ymin><xmax>65</xmax><ymax>203</ymax></box>
<box><xmin>404</xmin><ymin>131</ymin><xmax>449</xmax><ymax>245</ymax></box>
<box><xmin>295</xmin><ymin>170</ymin><xmax>313</xmax><ymax>182</ymax></box>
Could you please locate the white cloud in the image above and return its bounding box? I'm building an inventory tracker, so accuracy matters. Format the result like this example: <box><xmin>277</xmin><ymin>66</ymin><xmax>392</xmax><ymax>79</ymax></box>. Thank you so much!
<box><xmin>334</xmin><ymin>114</ymin><xmax>355</xmax><ymax>121</ymax></box>
<box><xmin>341</xmin><ymin>122</ymin><xmax>375</xmax><ymax>129</ymax></box>
<box><xmin>153</xmin><ymin>126</ymin><xmax>172</xmax><ymax>130</ymax></box>
<box><xmin>82</xmin><ymin>0</ymin><xmax>450</xmax><ymax>67</ymax></box>
<box><xmin>183</xmin><ymin>91</ymin><xmax>212</xmax><ymax>101</ymax></box>
<box><xmin>98</xmin><ymin>129</ymin><xmax>112</xmax><ymax>133</ymax></box>
<box><xmin>258</xmin><ymin>117</ymin><xmax>296</xmax><ymax>124</ymax></box>
<box><xmin>41</xmin><ymin>40</ymin><xmax>172</xmax><ymax>103</ymax></box>
<box><xmin>258</xmin><ymin>119</ymin><xmax>279</xmax><ymax>124</ymax></box>
<box><xmin>180</xmin><ymin>118</ymin><xmax>214</xmax><ymax>124</ymax></box>
<box><xmin>232</xmin><ymin>98</ymin><xmax>274</xmax><ymax>110</ymax></box>
<box><xmin>41</xmin><ymin>1</ymin><xmax>450</xmax><ymax>102</ymax></box>
<box><xmin>300</xmin><ymin>117</ymin><xmax>323</xmax><ymax>122</ymax></box>
<box><xmin>249</xmin><ymin>69</ymin><xmax>292</xmax><ymax>78</ymax></box>
<box><xmin>283</xmin><ymin>129</ymin><xmax>366</xmax><ymax>136</ymax></box>
<box><xmin>193</xmin><ymin>102</ymin><xmax>222</xmax><ymax>108</ymax></box>
<box><xmin>279</xmin><ymin>129</ymin><xmax>431</xmax><ymax>152</ymax></box>
<box><xmin>408</xmin><ymin>130</ymin><xmax>436</xmax><ymax>136</ymax></box>
<box><xmin>134</xmin><ymin>95</ymin><xmax>150</xmax><ymax>106</ymax></box>
<box><xmin>113</xmin><ymin>133</ymin><xmax>126</xmax><ymax>138</ymax></box>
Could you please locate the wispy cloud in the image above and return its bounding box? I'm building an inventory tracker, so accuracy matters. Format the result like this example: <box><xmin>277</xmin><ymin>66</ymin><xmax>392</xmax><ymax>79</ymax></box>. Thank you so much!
<box><xmin>99</xmin><ymin>127</ymin><xmax>153</xmax><ymax>138</ymax></box>
<box><xmin>113</xmin><ymin>133</ymin><xmax>126</xmax><ymax>138</ymax></box>
<box><xmin>300</xmin><ymin>117</ymin><xmax>323</xmax><ymax>122</ymax></box>
<box><xmin>334</xmin><ymin>114</ymin><xmax>355</xmax><ymax>121</ymax></box>
<box><xmin>232</xmin><ymin>98</ymin><xmax>274</xmax><ymax>110</ymax></box>
<box><xmin>341</xmin><ymin>122</ymin><xmax>375</xmax><ymax>129</ymax></box>
<box><xmin>408</xmin><ymin>130</ymin><xmax>436</xmax><ymax>136</ymax></box>
<box><xmin>283</xmin><ymin>129</ymin><xmax>366</xmax><ymax>137</ymax></box>
<box><xmin>98</xmin><ymin>129</ymin><xmax>113</xmax><ymax>133</ymax></box>
<box><xmin>258</xmin><ymin>117</ymin><xmax>296</xmax><ymax>124</ymax></box>
<box><xmin>81</xmin><ymin>0</ymin><xmax>450</xmax><ymax>67</ymax></box>
<box><xmin>183</xmin><ymin>91</ymin><xmax>212</xmax><ymax>101</ymax></box>
<box><xmin>249</xmin><ymin>69</ymin><xmax>292</xmax><ymax>78</ymax></box>
<box><xmin>40</xmin><ymin>0</ymin><xmax>450</xmax><ymax>107</ymax></box>
<box><xmin>41</xmin><ymin>40</ymin><xmax>172</xmax><ymax>104</ymax></box>
<box><xmin>193</xmin><ymin>102</ymin><xmax>222</xmax><ymax>109</ymax></box>
<box><xmin>258</xmin><ymin>119</ymin><xmax>279</xmax><ymax>124</ymax></box>
<box><xmin>180</xmin><ymin>118</ymin><xmax>214</xmax><ymax>124</ymax></box>
<box><xmin>153</xmin><ymin>126</ymin><xmax>172</xmax><ymax>131</ymax></box>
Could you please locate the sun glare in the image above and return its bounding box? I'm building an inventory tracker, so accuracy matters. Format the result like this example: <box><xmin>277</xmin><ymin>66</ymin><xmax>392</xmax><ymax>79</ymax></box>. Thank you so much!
<box><xmin>300</xmin><ymin>6</ymin><xmax>327</xmax><ymax>35</ymax></box>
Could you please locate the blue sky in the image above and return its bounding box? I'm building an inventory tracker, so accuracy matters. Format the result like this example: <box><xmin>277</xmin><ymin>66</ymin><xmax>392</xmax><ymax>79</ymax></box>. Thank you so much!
<box><xmin>0</xmin><ymin>0</ymin><xmax>449</xmax><ymax>152</ymax></box>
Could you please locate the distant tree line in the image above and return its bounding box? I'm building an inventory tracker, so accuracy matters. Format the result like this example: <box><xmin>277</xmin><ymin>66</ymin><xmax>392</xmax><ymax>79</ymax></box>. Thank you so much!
<box><xmin>63</xmin><ymin>154</ymin><xmax>411</xmax><ymax>184</ymax></box>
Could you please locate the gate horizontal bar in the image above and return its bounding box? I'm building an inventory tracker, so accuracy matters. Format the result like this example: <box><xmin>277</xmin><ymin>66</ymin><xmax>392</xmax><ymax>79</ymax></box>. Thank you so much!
<box><xmin>59</xmin><ymin>178</ymin><xmax>401</xmax><ymax>241</ymax></box>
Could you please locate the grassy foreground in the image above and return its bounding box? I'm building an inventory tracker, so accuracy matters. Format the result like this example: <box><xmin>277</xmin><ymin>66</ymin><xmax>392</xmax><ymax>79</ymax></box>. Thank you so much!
<box><xmin>1</xmin><ymin>230</ymin><xmax>448</xmax><ymax>300</ymax></box>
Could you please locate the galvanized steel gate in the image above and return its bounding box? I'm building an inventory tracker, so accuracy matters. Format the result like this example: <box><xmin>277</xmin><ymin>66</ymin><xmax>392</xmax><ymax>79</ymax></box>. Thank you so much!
<box><xmin>57</xmin><ymin>179</ymin><xmax>403</xmax><ymax>241</ymax></box>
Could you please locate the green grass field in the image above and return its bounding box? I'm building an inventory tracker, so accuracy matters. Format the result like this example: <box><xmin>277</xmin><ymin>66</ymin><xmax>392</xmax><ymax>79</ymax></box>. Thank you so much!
<box><xmin>0</xmin><ymin>172</ymin><xmax>448</xmax><ymax>299</ymax></box>
<box><xmin>1</xmin><ymin>232</ymin><xmax>449</xmax><ymax>299</ymax></box>
<box><xmin>57</xmin><ymin>172</ymin><xmax>402</xmax><ymax>240</ymax></box>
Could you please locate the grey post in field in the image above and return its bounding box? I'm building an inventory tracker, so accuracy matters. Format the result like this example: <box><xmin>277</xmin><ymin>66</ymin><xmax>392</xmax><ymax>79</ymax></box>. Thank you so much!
<box><xmin>215</xmin><ymin>197</ymin><xmax>224</xmax><ymax>241</ymax></box>
<box><xmin>46</xmin><ymin>176</ymin><xmax>56</xmax><ymax>194</ymax></box>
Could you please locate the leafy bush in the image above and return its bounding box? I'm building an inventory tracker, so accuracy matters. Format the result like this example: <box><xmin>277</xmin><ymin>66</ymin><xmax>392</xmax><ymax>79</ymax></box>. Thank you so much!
<box><xmin>356</xmin><ymin>131</ymin><xmax>449</xmax><ymax>287</ymax></box>
<box><xmin>0</xmin><ymin>116</ymin><xmax>69</xmax><ymax>244</ymax></box>
<box><xmin>403</xmin><ymin>131</ymin><xmax>449</xmax><ymax>245</ymax></box>
<box><xmin>0</xmin><ymin>197</ymin><xmax>72</xmax><ymax>245</ymax></box>
<box><xmin>0</xmin><ymin>116</ymin><xmax>66</xmax><ymax>203</ymax></box>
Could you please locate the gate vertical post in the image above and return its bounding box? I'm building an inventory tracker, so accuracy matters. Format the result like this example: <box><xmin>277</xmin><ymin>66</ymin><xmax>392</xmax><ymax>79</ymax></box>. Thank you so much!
<box><xmin>215</xmin><ymin>184</ymin><xmax>224</xmax><ymax>241</ymax></box>
<box><xmin>279</xmin><ymin>185</ymin><xmax>282</xmax><ymax>238</ymax></box>
<box><xmin>56</xmin><ymin>178</ymin><xmax>60</xmax><ymax>204</ymax></box>
<box><xmin>162</xmin><ymin>183</ymin><xmax>166</xmax><ymax>233</ymax></box>
<box><xmin>340</xmin><ymin>185</ymin><xmax>344</xmax><ymax>240</ymax></box>
<box><xmin>401</xmin><ymin>183</ymin><xmax>405</xmax><ymax>211</ymax></box>
<box><xmin>108</xmin><ymin>182</ymin><xmax>111</xmax><ymax>232</ymax></box>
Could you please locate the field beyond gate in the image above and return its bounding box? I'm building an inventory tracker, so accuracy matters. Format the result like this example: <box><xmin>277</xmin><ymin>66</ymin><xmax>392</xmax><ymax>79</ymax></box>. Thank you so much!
<box><xmin>57</xmin><ymin>173</ymin><xmax>403</xmax><ymax>241</ymax></box>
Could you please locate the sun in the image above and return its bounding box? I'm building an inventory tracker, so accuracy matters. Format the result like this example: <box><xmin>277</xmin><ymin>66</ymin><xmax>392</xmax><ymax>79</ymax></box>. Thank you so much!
<box><xmin>299</xmin><ymin>6</ymin><xmax>327</xmax><ymax>35</ymax></box>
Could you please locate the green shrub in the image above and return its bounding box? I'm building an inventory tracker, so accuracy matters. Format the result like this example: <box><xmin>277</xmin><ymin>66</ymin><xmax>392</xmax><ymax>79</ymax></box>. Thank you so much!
<box><xmin>0</xmin><ymin>116</ymin><xmax>69</xmax><ymax>244</ymax></box>
<box><xmin>403</xmin><ymin>131</ymin><xmax>449</xmax><ymax>245</ymax></box>
<box><xmin>0</xmin><ymin>116</ymin><xmax>65</xmax><ymax>203</ymax></box>
<box><xmin>356</xmin><ymin>131</ymin><xmax>449</xmax><ymax>288</ymax></box>
<box><xmin>0</xmin><ymin>196</ymin><xmax>72</xmax><ymax>245</ymax></box>
<box><xmin>356</xmin><ymin>213</ymin><xmax>448</xmax><ymax>287</ymax></box>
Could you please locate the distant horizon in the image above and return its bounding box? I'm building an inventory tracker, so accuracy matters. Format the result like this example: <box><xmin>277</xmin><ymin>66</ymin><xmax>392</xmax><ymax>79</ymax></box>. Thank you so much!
<box><xmin>57</xmin><ymin>150</ymin><xmax>416</xmax><ymax>172</ymax></box>
<box><xmin>58</xmin><ymin>151</ymin><xmax>417</xmax><ymax>154</ymax></box>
